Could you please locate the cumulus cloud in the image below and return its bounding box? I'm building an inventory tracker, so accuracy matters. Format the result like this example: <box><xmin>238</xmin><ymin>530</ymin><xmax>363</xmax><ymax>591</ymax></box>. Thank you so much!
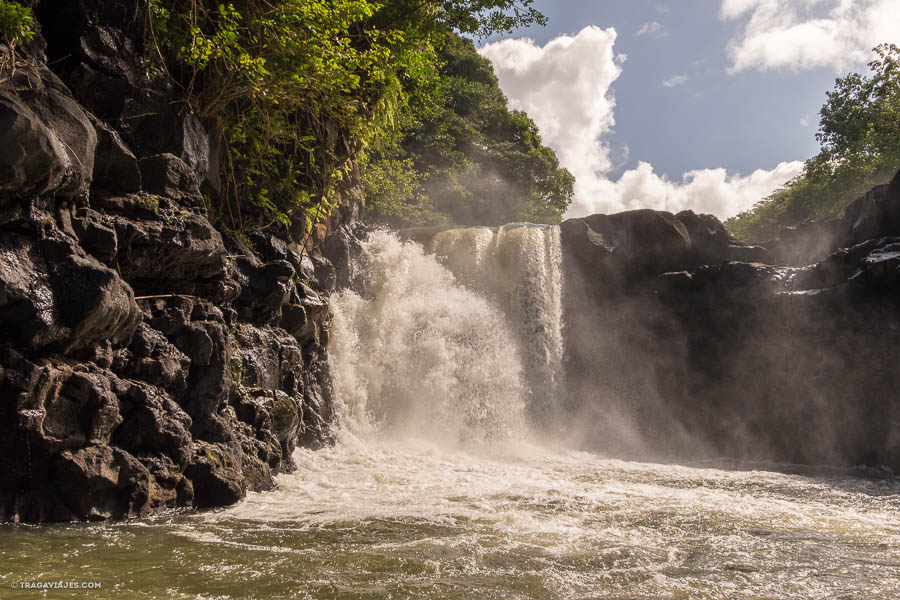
<box><xmin>479</xmin><ymin>26</ymin><xmax>622</xmax><ymax>195</ymax></box>
<box><xmin>606</xmin><ymin>160</ymin><xmax>804</xmax><ymax>217</ymax></box>
<box><xmin>636</xmin><ymin>21</ymin><xmax>664</xmax><ymax>36</ymax></box>
<box><xmin>479</xmin><ymin>27</ymin><xmax>802</xmax><ymax>218</ymax></box>
<box><xmin>662</xmin><ymin>74</ymin><xmax>689</xmax><ymax>88</ymax></box>
<box><xmin>721</xmin><ymin>0</ymin><xmax>900</xmax><ymax>73</ymax></box>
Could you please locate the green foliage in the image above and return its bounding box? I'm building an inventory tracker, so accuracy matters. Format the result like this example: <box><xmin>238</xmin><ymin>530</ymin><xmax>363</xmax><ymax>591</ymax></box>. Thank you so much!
<box><xmin>0</xmin><ymin>0</ymin><xmax>33</xmax><ymax>46</ymax></box>
<box><xmin>143</xmin><ymin>0</ymin><xmax>551</xmax><ymax>235</ymax></box>
<box><xmin>363</xmin><ymin>33</ymin><xmax>574</xmax><ymax>226</ymax></box>
<box><xmin>0</xmin><ymin>0</ymin><xmax>34</xmax><ymax>75</ymax></box>
<box><xmin>726</xmin><ymin>44</ymin><xmax>900</xmax><ymax>242</ymax></box>
<box><xmin>146</xmin><ymin>0</ymin><xmax>409</xmax><ymax>233</ymax></box>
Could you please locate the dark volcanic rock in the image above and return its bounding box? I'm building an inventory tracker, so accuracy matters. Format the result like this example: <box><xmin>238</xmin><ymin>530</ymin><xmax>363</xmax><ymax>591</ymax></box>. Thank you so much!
<box><xmin>0</xmin><ymin>93</ymin><xmax>68</xmax><ymax>199</ymax></box>
<box><xmin>0</xmin><ymin>58</ymin><xmax>97</xmax><ymax>200</ymax></box>
<box><xmin>561</xmin><ymin>208</ymin><xmax>772</xmax><ymax>302</ymax></box>
<box><xmin>52</xmin><ymin>445</ymin><xmax>155</xmax><ymax>520</ymax></box>
<box><xmin>139</xmin><ymin>153</ymin><xmax>204</xmax><ymax>208</ymax></box>
<box><xmin>0</xmin><ymin>222</ymin><xmax>140</xmax><ymax>355</ymax></box>
<box><xmin>0</xmin><ymin>3</ymin><xmax>347</xmax><ymax>523</ymax></box>
<box><xmin>562</xmin><ymin>179</ymin><xmax>900</xmax><ymax>470</ymax></box>
<box><xmin>91</xmin><ymin>116</ymin><xmax>142</xmax><ymax>194</ymax></box>
<box><xmin>111</xmin><ymin>206</ymin><xmax>230</xmax><ymax>298</ymax></box>
<box><xmin>184</xmin><ymin>441</ymin><xmax>246</xmax><ymax>508</ymax></box>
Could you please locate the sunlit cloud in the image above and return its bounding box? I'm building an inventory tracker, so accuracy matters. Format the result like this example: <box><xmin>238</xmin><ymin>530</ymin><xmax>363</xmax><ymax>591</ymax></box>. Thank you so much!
<box><xmin>721</xmin><ymin>0</ymin><xmax>900</xmax><ymax>73</ymax></box>
<box><xmin>479</xmin><ymin>27</ymin><xmax>802</xmax><ymax>218</ymax></box>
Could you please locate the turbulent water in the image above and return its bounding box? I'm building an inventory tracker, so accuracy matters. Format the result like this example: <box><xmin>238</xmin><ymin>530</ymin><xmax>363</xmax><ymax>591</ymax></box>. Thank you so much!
<box><xmin>430</xmin><ymin>224</ymin><xmax>565</xmax><ymax>424</ymax></box>
<box><xmin>3</xmin><ymin>229</ymin><xmax>900</xmax><ymax>599</ymax></box>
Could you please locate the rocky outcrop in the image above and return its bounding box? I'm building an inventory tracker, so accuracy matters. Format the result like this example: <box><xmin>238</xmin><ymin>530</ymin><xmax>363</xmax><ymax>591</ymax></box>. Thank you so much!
<box><xmin>0</xmin><ymin>9</ymin><xmax>355</xmax><ymax>522</ymax></box>
<box><xmin>562</xmin><ymin>172</ymin><xmax>900</xmax><ymax>470</ymax></box>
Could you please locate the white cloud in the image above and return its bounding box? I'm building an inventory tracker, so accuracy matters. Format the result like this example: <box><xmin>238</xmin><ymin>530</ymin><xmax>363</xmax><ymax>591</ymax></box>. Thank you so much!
<box><xmin>636</xmin><ymin>21</ymin><xmax>664</xmax><ymax>36</ymax></box>
<box><xmin>605</xmin><ymin>160</ymin><xmax>804</xmax><ymax>217</ymax></box>
<box><xmin>479</xmin><ymin>26</ymin><xmax>622</xmax><ymax>199</ymax></box>
<box><xmin>721</xmin><ymin>0</ymin><xmax>900</xmax><ymax>73</ymax></box>
<box><xmin>479</xmin><ymin>27</ymin><xmax>802</xmax><ymax>219</ymax></box>
<box><xmin>663</xmin><ymin>74</ymin><xmax>689</xmax><ymax>87</ymax></box>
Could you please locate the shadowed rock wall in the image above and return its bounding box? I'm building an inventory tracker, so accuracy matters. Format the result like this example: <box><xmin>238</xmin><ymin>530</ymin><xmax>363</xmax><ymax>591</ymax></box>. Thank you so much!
<box><xmin>0</xmin><ymin>6</ymin><xmax>356</xmax><ymax>522</ymax></box>
<box><xmin>561</xmin><ymin>176</ymin><xmax>900</xmax><ymax>470</ymax></box>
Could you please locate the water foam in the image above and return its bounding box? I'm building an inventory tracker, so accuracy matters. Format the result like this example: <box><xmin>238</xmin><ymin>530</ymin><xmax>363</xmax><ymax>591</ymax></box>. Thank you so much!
<box><xmin>328</xmin><ymin>230</ymin><xmax>527</xmax><ymax>446</ymax></box>
<box><xmin>430</xmin><ymin>224</ymin><xmax>565</xmax><ymax>423</ymax></box>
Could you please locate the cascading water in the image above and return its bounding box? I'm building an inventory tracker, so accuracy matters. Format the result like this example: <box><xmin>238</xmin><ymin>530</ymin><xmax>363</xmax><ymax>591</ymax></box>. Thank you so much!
<box><xmin>328</xmin><ymin>229</ymin><xmax>529</xmax><ymax>445</ymax></box>
<box><xmin>430</xmin><ymin>224</ymin><xmax>565</xmax><ymax>425</ymax></box>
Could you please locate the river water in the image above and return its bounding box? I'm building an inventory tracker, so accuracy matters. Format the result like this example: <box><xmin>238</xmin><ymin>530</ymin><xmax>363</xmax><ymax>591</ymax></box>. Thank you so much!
<box><xmin>2</xmin><ymin>229</ymin><xmax>899</xmax><ymax>599</ymax></box>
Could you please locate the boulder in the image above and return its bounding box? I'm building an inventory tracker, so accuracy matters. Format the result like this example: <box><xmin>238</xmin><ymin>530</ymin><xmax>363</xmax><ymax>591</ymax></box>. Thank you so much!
<box><xmin>183</xmin><ymin>441</ymin><xmax>246</xmax><ymax>508</ymax></box>
<box><xmin>91</xmin><ymin>117</ymin><xmax>141</xmax><ymax>194</ymax></box>
<box><xmin>2</xmin><ymin>59</ymin><xmax>98</xmax><ymax>200</ymax></box>
<box><xmin>0</xmin><ymin>94</ymin><xmax>68</xmax><ymax>199</ymax></box>
<box><xmin>0</xmin><ymin>225</ymin><xmax>139</xmax><ymax>355</ymax></box>
<box><xmin>139</xmin><ymin>153</ymin><xmax>204</xmax><ymax>208</ymax></box>
<box><xmin>51</xmin><ymin>445</ymin><xmax>154</xmax><ymax>520</ymax></box>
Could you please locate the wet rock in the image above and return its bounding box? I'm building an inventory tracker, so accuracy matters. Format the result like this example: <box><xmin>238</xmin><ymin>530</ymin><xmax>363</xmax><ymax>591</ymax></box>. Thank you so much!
<box><xmin>52</xmin><ymin>445</ymin><xmax>154</xmax><ymax>520</ymax></box>
<box><xmin>43</xmin><ymin>232</ymin><xmax>141</xmax><ymax>355</ymax></box>
<box><xmin>853</xmin><ymin>242</ymin><xmax>900</xmax><ymax>288</ymax></box>
<box><xmin>0</xmin><ymin>4</ymin><xmax>341</xmax><ymax>523</ymax></box>
<box><xmin>561</xmin><ymin>209</ymin><xmax>690</xmax><ymax>289</ymax></box>
<box><xmin>139</xmin><ymin>153</ymin><xmax>204</xmax><ymax>208</ymax></box>
<box><xmin>91</xmin><ymin>117</ymin><xmax>141</xmax><ymax>194</ymax></box>
<box><xmin>0</xmin><ymin>225</ymin><xmax>139</xmax><ymax>355</ymax></box>
<box><xmin>0</xmin><ymin>94</ymin><xmax>68</xmax><ymax>199</ymax></box>
<box><xmin>233</xmin><ymin>258</ymin><xmax>295</xmax><ymax>326</ymax></box>
<box><xmin>565</xmin><ymin>178</ymin><xmax>900</xmax><ymax>471</ymax></box>
<box><xmin>183</xmin><ymin>441</ymin><xmax>246</xmax><ymax>508</ymax></box>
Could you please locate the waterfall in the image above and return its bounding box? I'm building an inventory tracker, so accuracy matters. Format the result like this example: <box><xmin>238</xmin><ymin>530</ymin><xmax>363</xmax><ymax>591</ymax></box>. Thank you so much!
<box><xmin>430</xmin><ymin>224</ymin><xmax>565</xmax><ymax>424</ymax></box>
<box><xmin>328</xmin><ymin>230</ymin><xmax>527</xmax><ymax>446</ymax></box>
<box><xmin>328</xmin><ymin>225</ymin><xmax>564</xmax><ymax>445</ymax></box>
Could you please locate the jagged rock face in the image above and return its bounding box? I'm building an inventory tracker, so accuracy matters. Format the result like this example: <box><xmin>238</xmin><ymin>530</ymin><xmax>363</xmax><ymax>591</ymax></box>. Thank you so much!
<box><xmin>562</xmin><ymin>175</ymin><xmax>900</xmax><ymax>470</ymax></box>
<box><xmin>0</xmin><ymin>12</ymin><xmax>353</xmax><ymax>522</ymax></box>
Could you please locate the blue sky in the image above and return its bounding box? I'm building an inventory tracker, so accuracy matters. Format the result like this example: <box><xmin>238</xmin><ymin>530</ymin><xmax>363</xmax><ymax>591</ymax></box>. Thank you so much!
<box><xmin>476</xmin><ymin>0</ymin><xmax>900</xmax><ymax>218</ymax></box>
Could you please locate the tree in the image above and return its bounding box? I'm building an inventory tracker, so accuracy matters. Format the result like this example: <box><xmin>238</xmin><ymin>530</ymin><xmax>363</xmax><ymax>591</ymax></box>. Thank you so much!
<box><xmin>726</xmin><ymin>44</ymin><xmax>900</xmax><ymax>242</ymax></box>
<box><xmin>143</xmin><ymin>0</ymin><xmax>550</xmax><ymax>233</ymax></box>
<box><xmin>363</xmin><ymin>33</ymin><xmax>574</xmax><ymax>226</ymax></box>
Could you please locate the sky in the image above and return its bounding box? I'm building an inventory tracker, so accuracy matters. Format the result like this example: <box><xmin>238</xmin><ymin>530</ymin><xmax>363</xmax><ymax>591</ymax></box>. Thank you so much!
<box><xmin>476</xmin><ymin>0</ymin><xmax>900</xmax><ymax>219</ymax></box>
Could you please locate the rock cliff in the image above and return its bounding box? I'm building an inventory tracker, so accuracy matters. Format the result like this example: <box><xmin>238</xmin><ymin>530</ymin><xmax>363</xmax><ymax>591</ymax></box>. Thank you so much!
<box><xmin>0</xmin><ymin>4</ymin><xmax>354</xmax><ymax>521</ymax></box>
<box><xmin>561</xmin><ymin>171</ymin><xmax>900</xmax><ymax>470</ymax></box>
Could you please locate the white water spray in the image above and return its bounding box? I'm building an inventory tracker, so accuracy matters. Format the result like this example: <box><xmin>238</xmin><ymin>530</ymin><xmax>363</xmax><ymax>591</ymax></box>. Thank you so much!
<box><xmin>328</xmin><ymin>230</ymin><xmax>528</xmax><ymax>445</ymax></box>
<box><xmin>429</xmin><ymin>224</ymin><xmax>565</xmax><ymax>422</ymax></box>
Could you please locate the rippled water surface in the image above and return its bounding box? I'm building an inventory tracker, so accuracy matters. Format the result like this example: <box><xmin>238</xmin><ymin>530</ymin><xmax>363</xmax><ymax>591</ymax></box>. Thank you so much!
<box><xmin>3</xmin><ymin>441</ymin><xmax>900</xmax><ymax>599</ymax></box>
